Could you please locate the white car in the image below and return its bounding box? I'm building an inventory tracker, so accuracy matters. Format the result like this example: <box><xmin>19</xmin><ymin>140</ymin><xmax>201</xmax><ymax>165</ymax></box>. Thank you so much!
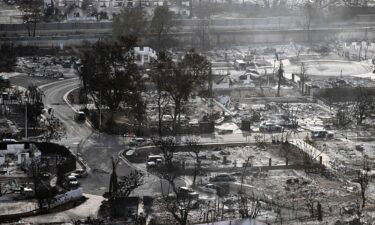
<box><xmin>67</xmin><ymin>175</ymin><xmax>79</xmax><ymax>187</ymax></box>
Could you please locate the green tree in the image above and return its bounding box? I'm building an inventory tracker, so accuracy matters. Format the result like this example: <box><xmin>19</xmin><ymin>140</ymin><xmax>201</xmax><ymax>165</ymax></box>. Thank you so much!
<box><xmin>153</xmin><ymin>50</ymin><xmax>210</xmax><ymax>133</ymax></box>
<box><xmin>150</xmin><ymin>6</ymin><xmax>176</xmax><ymax>50</ymax></box>
<box><xmin>112</xmin><ymin>7</ymin><xmax>148</xmax><ymax>41</ymax></box>
<box><xmin>79</xmin><ymin>37</ymin><xmax>145</xmax><ymax>127</ymax></box>
<box><xmin>19</xmin><ymin>0</ymin><xmax>43</xmax><ymax>37</ymax></box>
<box><xmin>150</xmin><ymin>51</ymin><xmax>173</xmax><ymax>136</ymax></box>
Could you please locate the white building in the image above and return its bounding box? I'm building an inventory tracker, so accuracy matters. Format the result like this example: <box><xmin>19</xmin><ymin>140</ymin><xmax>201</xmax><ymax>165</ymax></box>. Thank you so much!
<box><xmin>134</xmin><ymin>47</ymin><xmax>157</xmax><ymax>66</ymax></box>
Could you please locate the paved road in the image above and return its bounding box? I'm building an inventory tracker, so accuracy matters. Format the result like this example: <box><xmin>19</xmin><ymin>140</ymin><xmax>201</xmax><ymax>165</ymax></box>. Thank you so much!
<box><xmin>9</xmin><ymin>76</ymin><xmax>154</xmax><ymax>194</ymax></box>
<box><xmin>37</xmin><ymin>78</ymin><xmax>145</xmax><ymax>195</ymax></box>
<box><xmin>33</xmin><ymin>77</ymin><xmax>176</xmax><ymax>196</ymax></box>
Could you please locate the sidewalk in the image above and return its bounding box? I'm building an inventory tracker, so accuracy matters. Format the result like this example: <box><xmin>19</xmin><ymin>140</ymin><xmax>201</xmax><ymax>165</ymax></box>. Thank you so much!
<box><xmin>20</xmin><ymin>194</ymin><xmax>104</xmax><ymax>223</ymax></box>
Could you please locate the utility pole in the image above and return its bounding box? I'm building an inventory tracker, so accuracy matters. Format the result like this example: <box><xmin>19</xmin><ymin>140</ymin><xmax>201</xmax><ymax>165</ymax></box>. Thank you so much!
<box><xmin>277</xmin><ymin>61</ymin><xmax>283</xmax><ymax>97</ymax></box>
<box><xmin>99</xmin><ymin>90</ymin><xmax>102</xmax><ymax>131</ymax></box>
<box><xmin>25</xmin><ymin>99</ymin><xmax>27</xmax><ymax>139</ymax></box>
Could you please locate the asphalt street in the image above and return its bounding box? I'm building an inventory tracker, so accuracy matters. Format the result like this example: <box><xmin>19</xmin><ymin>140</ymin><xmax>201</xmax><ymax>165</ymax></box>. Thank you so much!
<box><xmin>11</xmin><ymin>75</ymin><xmax>179</xmax><ymax>196</ymax></box>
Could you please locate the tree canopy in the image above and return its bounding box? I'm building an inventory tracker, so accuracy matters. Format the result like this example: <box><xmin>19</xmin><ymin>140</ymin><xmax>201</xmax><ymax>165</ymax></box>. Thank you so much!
<box><xmin>19</xmin><ymin>0</ymin><xmax>43</xmax><ymax>37</ymax></box>
<box><xmin>152</xmin><ymin>50</ymin><xmax>210</xmax><ymax>133</ymax></box>
<box><xmin>79</xmin><ymin>37</ymin><xmax>144</xmax><ymax>113</ymax></box>
<box><xmin>149</xmin><ymin>6</ymin><xmax>176</xmax><ymax>50</ymax></box>
<box><xmin>112</xmin><ymin>7</ymin><xmax>148</xmax><ymax>41</ymax></box>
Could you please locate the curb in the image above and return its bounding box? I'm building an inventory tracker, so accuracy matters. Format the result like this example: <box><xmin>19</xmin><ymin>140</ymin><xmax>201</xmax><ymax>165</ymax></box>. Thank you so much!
<box><xmin>62</xmin><ymin>86</ymin><xmax>79</xmax><ymax>113</ymax></box>
<box><xmin>60</xmin><ymin>83</ymin><xmax>94</xmax><ymax>174</ymax></box>
<box><xmin>38</xmin><ymin>77</ymin><xmax>79</xmax><ymax>90</ymax></box>
<box><xmin>62</xmin><ymin>86</ymin><xmax>94</xmax><ymax>129</ymax></box>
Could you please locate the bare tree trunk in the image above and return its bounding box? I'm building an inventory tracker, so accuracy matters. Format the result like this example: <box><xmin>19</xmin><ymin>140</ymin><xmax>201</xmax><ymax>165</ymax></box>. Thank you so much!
<box><xmin>173</xmin><ymin>101</ymin><xmax>181</xmax><ymax>134</ymax></box>
<box><xmin>193</xmin><ymin>163</ymin><xmax>197</xmax><ymax>185</ymax></box>
<box><xmin>26</xmin><ymin>23</ymin><xmax>31</xmax><ymax>37</ymax></box>
<box><xmin>157</xmin><ymin>95</ymin><xmax>163</xmax><ymax>136</ymax></box>
<box><xmin>33</xmin><ymin>21</ymin><xmax>37</xmax><ymax>37</ymax></box>
<box><xmin>277</xmin><ymin>63</ymin><xmax>283</xmax><ymax>97</ymax></box>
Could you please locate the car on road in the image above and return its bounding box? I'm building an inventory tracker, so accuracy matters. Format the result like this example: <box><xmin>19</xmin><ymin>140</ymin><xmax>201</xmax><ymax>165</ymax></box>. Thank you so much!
<box><xmin>259</xmin><ymin>121</ymin><xmax>283</xmax><ymax>132</ymax></box>
<box><xmin>209</xmin><ymin>174</ymin><xmax>236</xmax><ymax>182</ymax></box>
<box><xmin>177</xmin><ymin>187</ymin><xmax>199</xmax><ymax>199</ymax></box>
<box><xmin>74</xmin><ymin>111</ymin><xmax>86</xmax><ymax>122</ymax></box>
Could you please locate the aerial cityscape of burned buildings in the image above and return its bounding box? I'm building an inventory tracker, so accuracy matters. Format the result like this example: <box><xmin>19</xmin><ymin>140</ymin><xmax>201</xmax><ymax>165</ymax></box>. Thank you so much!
<box><xmin>0</xmin><ymin>0</ymin><xmax>375</xmax><ymax>224</ymax></box>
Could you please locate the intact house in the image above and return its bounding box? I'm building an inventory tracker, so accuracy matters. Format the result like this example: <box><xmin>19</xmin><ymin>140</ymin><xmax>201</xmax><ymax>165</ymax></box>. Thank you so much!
<box><xmin>134</xmin><ymin>47</ymin><xmax>157</xmax><ymax>67</ymax></box>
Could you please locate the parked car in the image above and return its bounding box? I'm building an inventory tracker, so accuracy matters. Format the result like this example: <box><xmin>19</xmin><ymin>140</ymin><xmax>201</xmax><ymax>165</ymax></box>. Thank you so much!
<box><xmin>41</xmin><ymin>172</ymin><xmax>51</xmax><ymax>179</ymax></box>
<box><xmin>209</xmin><ymin>174</ymin><xmax>236</xmax><ymax>182</ymax></box>
<box><xmin>20</xmin><ymin>187</ymin><xmax>34</xmax><ymax>197</ymax></box>
<box><xmin>146</xmin><ymin>155</ymin><xmax>163</xmax><ymax>168</ymax></box>
<box><xmin>67</xmin><ymin>175</ymin><xmax>79</xmax><ymax>188</ymax></box>
<box><xmin>259</xmin><ymin>121</ymin><xmax>283</xmax><ymax>132</ymax></box>
<box><xmin>311</xmin><ymin>129</ymin><xmax>334</xmax><ymax>139</ymax></box>
<box><xmin>177</xmin><ymin>187</ymin><xmax>199</xmax><ymax>199</ymax></box>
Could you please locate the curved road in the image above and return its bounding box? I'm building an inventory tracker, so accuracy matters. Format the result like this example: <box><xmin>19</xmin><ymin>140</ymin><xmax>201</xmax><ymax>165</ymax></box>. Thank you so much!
<box><xmin>10</xmin><ymin>75</ymin><xmax>164</xmax><ymax>196</ymax></box>
<box><xmin>37</xmin><ymin>77</ymin><xmax>167</xmax><ymax>196</ymax></box>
